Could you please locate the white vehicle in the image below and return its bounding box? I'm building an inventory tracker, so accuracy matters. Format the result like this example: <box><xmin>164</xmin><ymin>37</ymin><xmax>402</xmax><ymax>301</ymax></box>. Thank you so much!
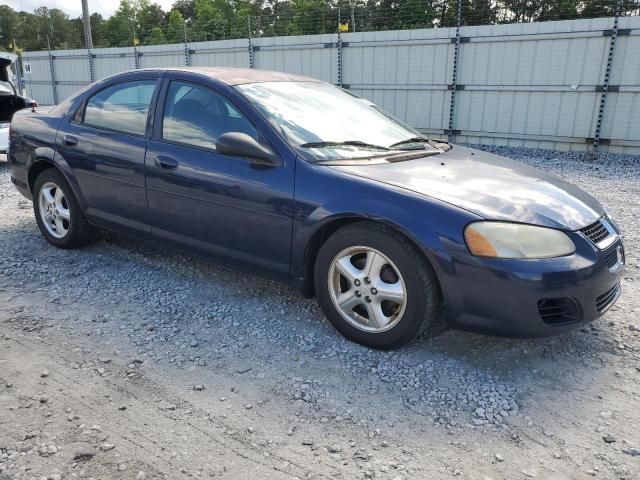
<box><xmin>0</xmin><ymin>122</ymin><xmax>8</xmax><ymax>155</ymax></box>
<box><xmin>1</xmin><ymin>54</ymin><xmax>35</xmax><ymax>157</ymax></box>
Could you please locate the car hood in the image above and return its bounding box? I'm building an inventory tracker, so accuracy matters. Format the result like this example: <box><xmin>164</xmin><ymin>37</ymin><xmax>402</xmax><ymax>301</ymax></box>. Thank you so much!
<box><xmin>331</xmin><ymin>146</ymin><xmax>602</xmax><ymax>230</ymax></box>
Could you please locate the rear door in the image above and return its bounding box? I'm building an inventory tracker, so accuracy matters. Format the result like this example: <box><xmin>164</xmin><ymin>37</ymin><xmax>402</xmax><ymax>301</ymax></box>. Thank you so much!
<box><xmin>144</xmin><ymin>76</ymin><xmax>295</xmax><ymax>278</ymax></box>
<box><xmin>56</xmin><ymin>72</ymin><xmax>162</xmax><ymax>235</ymax></box>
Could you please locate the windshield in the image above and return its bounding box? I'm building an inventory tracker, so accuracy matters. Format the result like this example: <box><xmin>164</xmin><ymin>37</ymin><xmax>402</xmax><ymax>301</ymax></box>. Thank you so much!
<box><xmin>236</xmin><ymin>81</ymin><xmax>433</xmax><ymax>161</ymax></box>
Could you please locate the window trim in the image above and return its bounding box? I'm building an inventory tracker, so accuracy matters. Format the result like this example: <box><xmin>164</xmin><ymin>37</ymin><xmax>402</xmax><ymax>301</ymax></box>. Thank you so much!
<box><xmin>155</xmin><ymin>78</ymin><xmax>280</xmax><ymax>164</ymax></box>
<box><xmin>75</xmin><ymin>79</ymin><xmax>161</xmax><ymax>138</ymax></box>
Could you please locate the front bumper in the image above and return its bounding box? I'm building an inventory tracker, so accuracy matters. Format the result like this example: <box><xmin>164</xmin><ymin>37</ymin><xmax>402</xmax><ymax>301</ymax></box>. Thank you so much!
<box><xmin>442</xmin><ymin>235</ymin><xmax>625</xmax><ymax>337</ymax></box>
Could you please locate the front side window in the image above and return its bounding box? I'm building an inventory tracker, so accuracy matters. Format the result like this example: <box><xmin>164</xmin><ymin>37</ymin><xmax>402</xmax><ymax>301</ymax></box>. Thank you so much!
<box><xmin>162</xmin><ymin>80</ymin><xmax>257</xmax><ymax>151</ymax></box>
<box><xmin>83</xmin><ymin>80</ymin><xmax>157</xmax><ymax>135</ymax></box>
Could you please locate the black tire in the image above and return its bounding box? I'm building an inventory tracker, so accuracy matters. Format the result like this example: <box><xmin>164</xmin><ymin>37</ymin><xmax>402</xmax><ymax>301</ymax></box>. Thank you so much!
<box><xmin>314</xmin><ymin>221</ymin><xmax>442</xmax><ymax>349</ymax></box>
<box><xmin>33</xmin><ymin>168</ymin><xmax>93</xmax><ymax>248</ymax></box>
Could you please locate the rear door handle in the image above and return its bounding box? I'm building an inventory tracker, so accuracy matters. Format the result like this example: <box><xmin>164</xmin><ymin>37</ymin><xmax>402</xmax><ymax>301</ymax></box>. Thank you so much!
<box><xmin>63</xmin><ymin>135</ymin><xmax>78</xmax><ymax>146</ymax></box>
<box><xmin>155</xmin><ymin>155</ymin><xmax>179</xmax><ymax>171</ymax></box>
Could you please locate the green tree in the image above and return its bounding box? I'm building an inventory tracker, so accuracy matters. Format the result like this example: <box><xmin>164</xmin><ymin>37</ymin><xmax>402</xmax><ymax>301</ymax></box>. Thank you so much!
<box><xmin>500</xmin><ymin>0</ymin><xmax>539</xmax><ymax>22</ymax></box>
<box><xmin>103</xmin><ymin>0</ymin><xmax>166</xmax><ymax>46</ymax></box>
<box><xmin>579</xmin><ymin>0</ymin><xmax>639</xmax><ymax>18</ymax></box>
<box><xmin>0</xmin><ymin>5</ymin><xmax>19</xmax><ymax>51</ymax></box>
<box><xmin>192</xmin><ymin>0</ymin><xmax>228</xmax><ymax>41</ymax></box>
<box><xmin>105</xmin><ymin>0</ymin><xmax>138</xmax><ymax>46</ymax></box>
<box><xmin>536</xmin><ymin>0</ymin><xmax>579</xmax><ymax>21</ymax></box>
<box><xmin>172</xmin><ymin>0</ymin><xmax>197</xmax><ymax>23</ymax></box>
<box><xmin>138</xmin><ymin>0</ymin><xmax>166</xmax><ymax>41</ymax></box>
<box><xmin>147</xmin><ymin>26</ymin><xmax>167</xmax><ymax>44</ymax></box>
<box><xmin>469</xmin><ymin>0</ymin><xmax>497</xmax><ymax>24</ymax></box>
<box><xmin>89</xmin><ymin>13</ymin><xmax>108</xmax><ymax>47</ymax></box>
<box><xmin>285</xmin><ymin>0</ymin><xmax>335</xmax><ymax>35</ymax></box>
<box><xmin>398</xmin><ymin>0</ymin><xmax>438</xmax><ymax>29</ymax></box>
<box><xmin>166</xmin><ymin>9</ymin><xmax>186</xmax><ymax>43</ymax></box>
<box><xmin>105</xmin><ymin>15</ymin><xmax>134</xmax><ymax>46</ymax></box>
<box><xmin>28</xmin><ymin>7</ymin><xmax>83</xmax><ymax>49</ymax></box>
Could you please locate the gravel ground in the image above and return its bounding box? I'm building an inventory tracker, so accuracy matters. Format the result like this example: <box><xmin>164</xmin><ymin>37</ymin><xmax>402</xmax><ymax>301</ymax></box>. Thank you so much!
<box><xmin>0</xmin><ymin>147</ymin><xmax>639</xmax><ymax>480</ymax></box>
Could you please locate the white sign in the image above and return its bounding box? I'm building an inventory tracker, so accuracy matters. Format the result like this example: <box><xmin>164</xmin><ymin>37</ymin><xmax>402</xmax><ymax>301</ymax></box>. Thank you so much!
<box><xmin>23</xmin><ymin>62</ymin><xmax>31</xmax><ymax>79</ymax></box>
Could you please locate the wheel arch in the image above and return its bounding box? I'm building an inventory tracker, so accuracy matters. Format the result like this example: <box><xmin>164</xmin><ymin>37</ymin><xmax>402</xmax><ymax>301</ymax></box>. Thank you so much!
<box><xmin>27</xmin><ymin>156</ymin><xmax>88</xmax><ymax>212</ymax></box>
<box><xmin>299</xmin><ymin>215</ymin><xmax>444</xmax><ymax>299</ymax></box>
<box><xmin>27</xmin><ymin>158</ymin><xmax>57</xmax><ymax>193</ymax></box>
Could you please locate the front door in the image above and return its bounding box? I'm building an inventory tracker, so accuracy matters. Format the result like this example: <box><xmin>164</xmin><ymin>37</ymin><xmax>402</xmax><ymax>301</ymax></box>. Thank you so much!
<box><xmin>145</xmin><ymin>78</ymin><xmax>294</xmax><ymax>278</ymax></box>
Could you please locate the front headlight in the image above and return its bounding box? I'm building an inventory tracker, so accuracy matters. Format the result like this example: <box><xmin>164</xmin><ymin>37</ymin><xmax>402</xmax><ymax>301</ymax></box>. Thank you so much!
<box><xmin>464</xmin><ymin>222</ymin><xmax>575</xmax><ymax>259</ymax></box>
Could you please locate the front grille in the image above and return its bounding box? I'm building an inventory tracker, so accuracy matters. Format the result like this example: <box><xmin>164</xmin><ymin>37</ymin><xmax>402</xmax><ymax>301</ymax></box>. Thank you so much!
<box><xmin>580</xmin><ymin>219</ymin><xmax>610</xmax><ymax>245</ymax></box>
<box><xmin>596</xmin><ymin>283</ymin><xmax>621</xmax><ymax>314</ymax></box>
<box><xmin>538</xmin><ymin>297</ymin><xmax>580</xmax><ymax>325</ymax></box>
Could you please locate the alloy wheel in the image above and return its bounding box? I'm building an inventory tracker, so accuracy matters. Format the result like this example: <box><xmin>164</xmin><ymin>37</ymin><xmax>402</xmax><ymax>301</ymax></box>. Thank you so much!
<box><xmin>38</xmin><ymin>181</ymin><xmax>71</xmax><ymax>239</ymax></box>
<box><xmin>328</xmin><ymin>246</ymin><xmax>407</xmax><ymax>333</ymax></box>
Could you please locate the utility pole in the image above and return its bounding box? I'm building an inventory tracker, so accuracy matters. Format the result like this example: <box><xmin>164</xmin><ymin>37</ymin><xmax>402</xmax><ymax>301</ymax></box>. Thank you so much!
<box><xmin>337</xmin><ymin>7</ymin><xmax>343</xmax><ymax>87</ymax></box>
<box><xmin>349</xmin><ymin>0</ymin><xmax>356</xmax><ymax>32</ymax></box>
<box><xmin>81</xmin><ymin>0</ymin><xmax>93</xmax><ymax>49</ymax></box>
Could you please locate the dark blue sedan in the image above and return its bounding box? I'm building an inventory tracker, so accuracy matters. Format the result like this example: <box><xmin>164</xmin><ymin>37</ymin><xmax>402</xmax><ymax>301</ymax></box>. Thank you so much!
<box><xmin>8</xmin><ymin>67</ymin><xmax>624</xmax><ymax>348</ymax></box>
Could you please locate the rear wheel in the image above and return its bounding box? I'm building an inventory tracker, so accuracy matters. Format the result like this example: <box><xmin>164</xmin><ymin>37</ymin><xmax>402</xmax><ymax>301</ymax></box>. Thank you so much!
<box><xmin>314</xmin><ymin>222</ymin><xmax>441</xmax><ymax>349</ymax></box>
<box><xmin>33</xmin><ymin>168</ymin><xmax>93</xmax><ymax>248</ymax></box>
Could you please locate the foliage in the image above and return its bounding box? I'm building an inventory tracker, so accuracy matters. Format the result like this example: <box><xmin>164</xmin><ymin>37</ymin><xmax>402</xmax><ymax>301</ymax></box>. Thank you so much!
<box><xmin>166</xmin><ymin>9</ymin><xmax>186</xmax><ymax>43</ymax></box>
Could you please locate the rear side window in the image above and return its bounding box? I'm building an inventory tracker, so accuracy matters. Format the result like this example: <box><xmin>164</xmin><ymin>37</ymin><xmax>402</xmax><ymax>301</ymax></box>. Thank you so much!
<box><xmin>83</xmin><ymin>80</ymin><xmax>157</xmax><ymax>135</ymax></box>
<box><xmin>162</xmin><ymin>80</ymin><xmax>257</xmax><ymax>151</ymax></box>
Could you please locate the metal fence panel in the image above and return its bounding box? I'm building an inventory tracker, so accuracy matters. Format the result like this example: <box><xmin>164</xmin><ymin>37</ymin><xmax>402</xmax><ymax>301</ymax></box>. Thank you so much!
<box><xmin>254</xmin><ymin>34</ymin><xmax>337</xmax><ymax>83</ymax></box>
<box><xmin>139</xmin><ymin>43</ymin><xmax>185</xmax><ymax>68</ymax></box>
<box><xmin>189</xmin><ymin>39</ymin><xmax>249</xmax><ymax>68</ymax></box>
<box><xmin>343</xmin><ymin>28</ymin><xmax>453</xmax><ymax>133</ymax></box>
<box><xmin>600</xmin><ymin>91</ymin><xmax>640</xmax><ymax>149</ymax></box>
<box><xmin>453</xmin><ymin>18</ymin><xmax>615</xmax><ymax>150</ymax></box>
<box><xmin>600</xmin><ymin>17</ymin><xmax>640</xmax><ymax>150</ymax></box>
<box><xmin>50</xmin><ymin>49</ymin><xmax>92</xmax><ymax>101</ymax></box>
<box><xmin>21</xmin><ymin>55</ymin><xmax>55</xmax><ymax>105</ymax></box>
<box><xmin>91</xmin><ymin>47</ymin><xmax>137</xmax><ymax>80</ymax></box>
<box><xmin>53</xmin><ymin>51</ymin><xmax>91</xmax><ymax>83</ymax></box>
<box><xmin>19</xmin><ymin>16</ymin><xmax>640</xmax><ymax>153</ymax></box>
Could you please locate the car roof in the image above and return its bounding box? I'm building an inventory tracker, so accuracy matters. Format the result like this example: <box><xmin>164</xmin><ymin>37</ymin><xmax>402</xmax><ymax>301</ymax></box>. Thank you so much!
<box><xmin>135</xmin><ymin>67</ymin><xmax>322</xmax><ymax>86</ymax></box>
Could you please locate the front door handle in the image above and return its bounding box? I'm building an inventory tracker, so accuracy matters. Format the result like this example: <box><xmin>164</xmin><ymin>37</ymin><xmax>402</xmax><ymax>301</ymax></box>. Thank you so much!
<box><xmin>155</xmin><ymin>155</ymin><xmax>179</xmax><ymax>171</ymax></box>
<box><xmin>63</xmin><ymin>135</ymin><xmax>78</xmax><ymax>146</ymax></box>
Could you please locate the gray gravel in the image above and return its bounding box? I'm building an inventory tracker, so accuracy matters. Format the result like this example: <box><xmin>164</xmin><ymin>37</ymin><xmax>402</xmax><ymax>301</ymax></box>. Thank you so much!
<box><xmin>1</xmin><ymin>147</ymin><xmax>639</xmax><ymax>479</ymax></box>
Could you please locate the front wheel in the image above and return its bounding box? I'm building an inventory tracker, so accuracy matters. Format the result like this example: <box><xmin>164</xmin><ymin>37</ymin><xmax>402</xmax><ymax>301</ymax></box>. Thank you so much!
<box><xmin>33</xmin><ymin>168</ymin><xmax>93</xmax><ymax>248</ymax></box>
<box><xmin>314</xmin><ymin>222</ymin><xmax>441</xmax><ymax>349</ymax></box>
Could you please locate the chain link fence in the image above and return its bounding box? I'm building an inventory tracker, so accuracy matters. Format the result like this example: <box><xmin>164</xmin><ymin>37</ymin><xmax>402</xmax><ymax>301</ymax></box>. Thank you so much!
<box><xmin>1</xmin><ymin>0</ymin><xmax>638</xmax><ymax>52</ymax></box>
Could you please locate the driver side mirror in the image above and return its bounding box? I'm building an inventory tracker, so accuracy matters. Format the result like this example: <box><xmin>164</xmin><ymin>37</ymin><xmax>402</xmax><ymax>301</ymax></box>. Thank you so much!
<box><xmin>216</xmin><ymin>132</ymin><xmax>280</xmax><ymax>166</ymax></box>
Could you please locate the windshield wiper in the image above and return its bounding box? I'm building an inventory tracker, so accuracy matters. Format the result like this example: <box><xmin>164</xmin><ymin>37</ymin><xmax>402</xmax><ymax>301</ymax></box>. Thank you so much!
<box><xmin>388</xmin><ymin>137</ymin><xmax>430</xmax><ymax>148</ymax></box>
<box><xmin>300</xmin><ymin>140</ymin><xmax>390</xmax><ymax>151</ymax></box>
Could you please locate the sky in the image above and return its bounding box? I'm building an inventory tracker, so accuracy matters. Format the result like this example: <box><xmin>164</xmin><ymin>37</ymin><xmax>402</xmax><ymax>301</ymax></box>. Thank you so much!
<box><xmin>3</xmin><ymin>0</ymin><xmax>176</xmax><ymax>18</ymax></box>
